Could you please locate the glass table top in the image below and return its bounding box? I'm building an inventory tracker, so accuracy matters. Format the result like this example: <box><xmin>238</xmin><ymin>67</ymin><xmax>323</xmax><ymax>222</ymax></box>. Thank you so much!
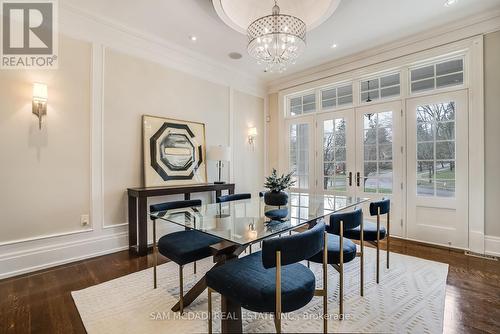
<box><xmin>150</xmin><ymin>193</ymin><xmax>369</xmax><ymax>246</ymax></box>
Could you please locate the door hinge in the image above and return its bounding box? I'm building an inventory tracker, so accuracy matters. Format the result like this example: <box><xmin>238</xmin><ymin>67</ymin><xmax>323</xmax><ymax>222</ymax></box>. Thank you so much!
<box><xmin>401</xmin><ymin>183</ymin><xmax>403</xmax><ymax>190</ymax></box>
<box><xmin>401</xmin><ymin>146</ymin><xmax>404</xmax><ymax>154</ymax></box>
<box><xmin>400</xmin><ymin>219</ymin><xmax>403</xmax><ymax>227</ymax></box>
<box><xmin>401</xmin><ymin>109</ymin><xmax>403</xmax><ymax>116</ymax></box>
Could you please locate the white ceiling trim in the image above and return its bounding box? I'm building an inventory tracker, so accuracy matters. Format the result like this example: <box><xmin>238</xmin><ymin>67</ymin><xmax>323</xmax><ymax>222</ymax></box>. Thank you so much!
<box><xmin>59</xmin><ymin>2</ymin><xmax>267</xmax><ymax>98</ymax></box>
<box><xmin>212</xmin><ymin>0</ymin><xmax>341</xmax><ymax>35</ymax></box>
<box><xmin>267</xmin><ymin>8</ymin><xmax>500</xmax><ymax>93</ymax></box>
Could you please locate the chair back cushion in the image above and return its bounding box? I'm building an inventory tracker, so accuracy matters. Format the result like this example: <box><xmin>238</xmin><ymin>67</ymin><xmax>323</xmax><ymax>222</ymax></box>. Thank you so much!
<box><xmin>328</xmin><ymin>208</ymin><xmax>363</xmax><ymax>235</ymax></box>
<box><xmin>216</xmin><ymin>193</ymin><xmax>251</xmax><ymax>203</ymax></box>
<box><xmin>150</xmin><ymin>199</ymin><xmax>201</xmax><ymax>213</ymax></box>
<box><xmin>369</xmin><ymin>198</ymin><xmax>391</xmax><ymax>216</ymax></box>
<box><xmin>261</xmin><ymin>222</ymin><xmax>325</xmax><ymax>269</ymax></box>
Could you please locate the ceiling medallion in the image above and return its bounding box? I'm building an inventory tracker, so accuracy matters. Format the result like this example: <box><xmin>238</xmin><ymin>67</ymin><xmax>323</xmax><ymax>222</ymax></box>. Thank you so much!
<box><xmin>247</xmin><ymin>1</ymin><xmax>306</xmax><ymax>73</ymax></box>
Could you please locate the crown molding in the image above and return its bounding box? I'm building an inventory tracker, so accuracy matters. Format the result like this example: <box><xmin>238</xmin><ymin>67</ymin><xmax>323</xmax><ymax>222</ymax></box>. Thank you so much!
<box><xmin>267</xmin><ymin>8</ymin><xmax>500</xmax><ymax>93</ymax></box>
<box><xmin>59</xmin><ymin>3</ymin><xmax>266</xmax><ymax>98</ymax></box>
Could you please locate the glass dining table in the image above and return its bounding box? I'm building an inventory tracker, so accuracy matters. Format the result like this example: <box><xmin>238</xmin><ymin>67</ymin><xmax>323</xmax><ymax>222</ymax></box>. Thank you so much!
<box><xmin>149</xmin><ymin>192</ymin><xmax>368</xmax><ymax>331</ymax></box>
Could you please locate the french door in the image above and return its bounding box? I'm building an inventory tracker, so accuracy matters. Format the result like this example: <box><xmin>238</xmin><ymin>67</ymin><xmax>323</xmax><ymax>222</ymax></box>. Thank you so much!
<box><xmin>316</xmin><ymin>109</ymin><xmax>355</xmax><ymax>196</ymax></box>
<box><xmin>285</xmin><ymin>116</ymin><xmax>315</xmax><ymax>192</ymax></box>
<box><xmin>406</xmin><ymin>90</ymin><xmax>468</xmax><ymax>248</ymax></box>
<box><xmin>314</xmin><ymin>101</ymin><xmax>403</xmax><ymax>235</ymax></box>
<box><xmin>355</xmin><ymin>101</ymin><xmax>403</xmax><ymax>235</ymax></box>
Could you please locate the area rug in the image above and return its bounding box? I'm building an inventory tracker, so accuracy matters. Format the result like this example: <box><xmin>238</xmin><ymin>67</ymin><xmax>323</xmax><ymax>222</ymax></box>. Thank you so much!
<box><xmin>72</xmin><ymin>247</ymin><xmax>448</xmax><ymax>333</ymax></box>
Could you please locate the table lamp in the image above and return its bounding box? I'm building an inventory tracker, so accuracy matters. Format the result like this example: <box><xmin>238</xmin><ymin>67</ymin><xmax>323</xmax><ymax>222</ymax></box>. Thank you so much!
<box><xmin>207</xmin><ymin>145</ymin><xmax>231</xmax><ymax>184</ymax></box>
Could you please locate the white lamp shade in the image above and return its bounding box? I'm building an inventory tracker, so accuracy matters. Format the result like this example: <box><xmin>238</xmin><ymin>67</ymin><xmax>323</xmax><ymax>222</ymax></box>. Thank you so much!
<box><xmin>248</xmin><ymin>127</ymin><xmax>257</xmax><ymax>137</ymax></box>
<box><xmin>33</xmin><ymin>83</ymin><xmax>48</xmax><ymax>101</ymax></box>
<box><xmin>208</xmin><ymin>145</ymin><xmax>231</xmax><ymax>161</ymax></box>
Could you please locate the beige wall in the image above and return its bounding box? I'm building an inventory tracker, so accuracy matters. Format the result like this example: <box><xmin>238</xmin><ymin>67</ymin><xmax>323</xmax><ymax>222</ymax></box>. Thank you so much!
<box><xmin>0</xmin><ymin>36</ymin><xmax>92</xmax><ymax>242</ymax></box>
<box><xmin>484</xmin><ymin>31</ymin><xmax>500</xmax><ymax>237</ymax></box>
<box><xmin>267</xmin><ymin>93</ymin><xmax>280</xmax><ymax>172</ymax></box>
<box><xmin>0</xmin><ymin>41</ymin><xmax>265</xmax><ymax>243</ymax></box>
<box><xmin>233</xmin><ymin>90</ymin><xmax>265</xmax><ymax>194</ymax></box>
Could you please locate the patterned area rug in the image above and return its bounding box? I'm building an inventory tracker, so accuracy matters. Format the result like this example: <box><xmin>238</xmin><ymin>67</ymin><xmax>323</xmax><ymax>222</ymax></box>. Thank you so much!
<box><xmin>72</xmin><ymin>247</ymin><xmax>448</xmax><ymax>333</ymax></box>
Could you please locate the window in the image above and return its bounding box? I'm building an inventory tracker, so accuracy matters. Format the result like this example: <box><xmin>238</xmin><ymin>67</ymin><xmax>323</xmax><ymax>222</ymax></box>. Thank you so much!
<box><xmin>362</xmin><ymin>111</ymin><xmax>393</xmax><ymax>194</ymax></box>
<box><xmin>289</xmin><ymin>93</ymin><xmax>316</xmax><ymax>116</ymax></box>
<box><xmin>360</xmin><ymin>73</ymin><xmax>400</xmax><ymax>103</ymax></box>
<box><xmin>320</xmin><ymin>83</ymin><xmax>353</xmax><ymax>110</ymax></box>
<box><xmin>289</xmin><ymin>193</ymin><xmax>310</xmax><ymax>224</ymax></box>
<box><xmin>416</xmin><ymin>101</ymin><xmax>456</xmax><ymax>197</ymax></box>
<box><xmin>289</xmin><ymin>123</ymin><xmax>310</xmax><ymax>188</ymax></box>
<box><xmin>411</xmin><ymin>58</ymin><xmax>464</xmax><ymax>93</ymax></box>
<box><xmin>322</xmin><ymin>118</ymin><xmax>347</xmax><ymax>191</ymax></box>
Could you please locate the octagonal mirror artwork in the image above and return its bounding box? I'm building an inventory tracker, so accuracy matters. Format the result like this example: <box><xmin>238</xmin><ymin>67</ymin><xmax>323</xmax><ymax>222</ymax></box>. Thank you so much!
<box><xmin>143</xmin><ymin>115</ymin><xmax>207</xmax><ymax>187</ymax></box>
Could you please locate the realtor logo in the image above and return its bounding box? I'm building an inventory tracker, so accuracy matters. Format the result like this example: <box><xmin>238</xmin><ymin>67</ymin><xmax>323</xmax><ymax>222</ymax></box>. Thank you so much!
<box><xmin>1</xmin><ymin>0</ymin><xmax>58</xmax><ymax>69</ymax></box>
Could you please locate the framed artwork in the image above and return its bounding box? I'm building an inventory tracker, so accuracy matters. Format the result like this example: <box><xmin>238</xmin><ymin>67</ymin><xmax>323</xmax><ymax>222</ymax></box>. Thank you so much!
<box><xmin>142</xmin><ymin>115</ymin><xmax>207</xmax><ymax>187</ymax></box>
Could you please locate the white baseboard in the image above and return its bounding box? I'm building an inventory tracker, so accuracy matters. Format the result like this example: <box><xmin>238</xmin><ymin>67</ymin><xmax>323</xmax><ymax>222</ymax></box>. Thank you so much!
<box><xmin>0</xmin><ymin>231</ymin><xmax>129</xmax><ymax>280</ymax></box>
<box><xmin>485</xmin><ymin>235</ymin><xmax>500</xmax><ymax>257</ymax></box>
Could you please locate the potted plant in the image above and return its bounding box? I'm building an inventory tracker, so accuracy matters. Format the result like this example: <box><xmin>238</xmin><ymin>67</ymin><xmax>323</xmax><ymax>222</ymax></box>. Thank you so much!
<box><xmin>263</xmin><ymin>168</ymin><xmax>295</xmax><ymax>206</ymax></box>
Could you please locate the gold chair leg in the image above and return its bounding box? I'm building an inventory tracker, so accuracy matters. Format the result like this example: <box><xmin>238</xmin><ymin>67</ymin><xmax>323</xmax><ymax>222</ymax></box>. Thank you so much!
<box><xmin>387</xmin><ymin>212</ymin><xmax>390</xmax><ymax>269</ymax></box>
<box><xmin>179</xmin><ymin>265</ymin><xmax>184</xmax><ymax>314</ymax></box>
<box><xmin>376</xmin><ymin>209</ymin><xmax>380</xmax><ymax>284</ymax></box>
<box><xmin>275</xmin><ymin>251</ymin><xmax>282</xmax><ymax>333</ymax></box>
<box><xmin>339</xmin><ymin>220</ymin><xmax>344</xmax><ymax>319</ymax></box>
<box><xmin>208</xmin><ymin>288</ymin><xmax>213</xmax><ymax>334</ymax></box>
<box><xmin>194</xmin><ymin>261</ymin><xmax>197</xmax><ymax>274</ymax></box>
<box><xmin>323</xmin><ymin>231</ymin><xmax>328</xmax><ymax>333</ymax></box>
<box><xmin>153</xmin><ymin>219</ymin><xmax>157</xmax><ymax>289</ymax></box>
<box><xmin>360</xmin><ymin>219</ymin><xmax>364</xmax><ymax>297</ymax></box>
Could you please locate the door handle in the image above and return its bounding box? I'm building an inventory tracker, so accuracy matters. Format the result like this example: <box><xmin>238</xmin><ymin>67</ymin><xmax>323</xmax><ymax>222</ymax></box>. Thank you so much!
<box><xmin>348</xmin><ymin>172</ymin><xmax>352</xmax><ymax>186</ymax></box>
<box><xmin>356</xmin><ymin>172</ymin><xmax>361</xmax><ymax>187</ymax></box>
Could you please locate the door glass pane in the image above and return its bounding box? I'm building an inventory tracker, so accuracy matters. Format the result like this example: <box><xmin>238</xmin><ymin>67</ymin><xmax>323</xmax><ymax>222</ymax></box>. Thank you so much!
<box><xmin>415</xmin><ymin>102</ymin><xmax>456</xmax><ymax>198</ymax></box>
<box><xmin>290</xmin><ymin>123</ymin><xmax>309</xmax><ymax>189</ymax></box>
<box><xmin>362</xmin><ymin>111</ymin><xmax>393</xmax><ymax>194</ymax></box>
<box><xmin>322</xmin><ymin>118</ymin><xmax>347</xmax><ymax>192</ymax></box>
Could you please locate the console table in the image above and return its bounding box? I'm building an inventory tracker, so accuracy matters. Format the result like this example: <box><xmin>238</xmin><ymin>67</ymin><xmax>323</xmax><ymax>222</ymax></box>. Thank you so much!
<box><xmin>127</xmin><ymin>183</ymin><xmax>235</xmax><ymax>256</ymax></box>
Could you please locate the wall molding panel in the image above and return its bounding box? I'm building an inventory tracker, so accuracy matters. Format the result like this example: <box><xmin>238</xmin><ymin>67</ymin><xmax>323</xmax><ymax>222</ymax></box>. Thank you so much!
<box><xmin>485</xmin><ymin>235</ymin><xmax>500</xmax><ymax>257</ymax></box>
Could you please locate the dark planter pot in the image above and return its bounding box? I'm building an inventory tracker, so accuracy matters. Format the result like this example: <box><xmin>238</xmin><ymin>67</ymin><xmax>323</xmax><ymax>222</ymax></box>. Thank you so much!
<box><xmin>264</xmin><ymin>191</ymin><xmax>288</xmax><ymax>206</ymax></box>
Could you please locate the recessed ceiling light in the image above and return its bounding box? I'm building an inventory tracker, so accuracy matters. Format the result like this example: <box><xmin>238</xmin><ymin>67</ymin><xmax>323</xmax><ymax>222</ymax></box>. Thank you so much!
<box><xmin>189</xmin><ymin>35</ymin><xmax>197</xmax><ymax>42</ymax></box>
<box><xmin>228</xmin><ymin>52</ymin><xmax>242</xmax><ymax>60</ymax></box>
<box><xmin>331</xmin><ymin>43</ymin><xmax>338</xmax><ymax>49</ymax></box>
<box><xmin>444</xmin><ymin>0</ymin><xmax>458</xmax><ymax>7</ymax></box>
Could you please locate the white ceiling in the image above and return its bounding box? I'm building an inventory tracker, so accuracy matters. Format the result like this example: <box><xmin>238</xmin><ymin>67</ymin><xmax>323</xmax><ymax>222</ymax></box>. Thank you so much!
<box><xmin>62</xmin><ymin>0</ymin><xmax>500</xmax><ymax>82</ymax></box>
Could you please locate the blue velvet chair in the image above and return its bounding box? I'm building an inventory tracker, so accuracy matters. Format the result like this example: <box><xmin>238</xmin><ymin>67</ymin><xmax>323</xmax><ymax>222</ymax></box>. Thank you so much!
<box><xmin>343</xmin><ymin>198</ymin><xmax>390</xmax><ymax>283</ymax></box>
<box><xmin>308</xmin><ymin>208</ymin><xmax>364</xmax><ymax>317</ymax></box>
<box><xmin>206</xmin><ymin>222</ymin><xmax>329</xmax><ymax>334</ymax></box>
<box><xmin>149</xmin><ymin>199</ymin><xmax>222</xmax><ymax>313</ymax></box>
<box><xmin>216</xmin><ymin>193</ymin><xmax>251</xmax><ymax>203</ymax></box>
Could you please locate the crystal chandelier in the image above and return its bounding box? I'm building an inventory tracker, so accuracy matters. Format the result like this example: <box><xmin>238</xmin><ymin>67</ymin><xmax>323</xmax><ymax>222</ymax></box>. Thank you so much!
<box><xmin>247</xmin><ymin>1</ymin><xmax>306</xmax><ymax>73</ymax></box>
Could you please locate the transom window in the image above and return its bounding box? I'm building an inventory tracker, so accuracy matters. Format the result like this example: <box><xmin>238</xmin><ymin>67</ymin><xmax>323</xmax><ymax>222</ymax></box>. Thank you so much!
<box><xmin>320</xmin><ymin>83</ymin><xmax>353</xmax><ymax>110</ymax></box>
<box><xmin>416</xmin><ymin>101</ymin><xmax>456</xmax><ymax>197</ymax></box>
<box><xmin>289</xmin><ymin>93</ymin><xmax>316</xmax><ymax>116</ymax></box>
<box><xmin>410</xmin><ymin>58</ymin><xmax>464</xmax><ymax>93</ymax></box>
<box><xmin>360</xmin><ymin>73</ymin><xmax>401</xmax><ymax>103</ymax></box>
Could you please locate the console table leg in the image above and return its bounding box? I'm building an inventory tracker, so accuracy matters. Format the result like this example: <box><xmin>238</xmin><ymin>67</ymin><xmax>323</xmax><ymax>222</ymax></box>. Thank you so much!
<box><xmin>128</xmin><ymin>196</ymin><xmax>137</xmax><ymax>251</ymax></box>
<box><xmin>138</xmin><ymin>197</ymin><xmax>148</xmax><ymax>256</ymax></box>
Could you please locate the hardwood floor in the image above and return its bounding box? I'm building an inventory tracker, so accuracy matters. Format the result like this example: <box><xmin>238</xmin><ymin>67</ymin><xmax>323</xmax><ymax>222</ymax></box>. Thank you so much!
<box><xmin>0</xmin><ymin>239</ymin><xmax>498</xmax><ymax>334</ymax></box>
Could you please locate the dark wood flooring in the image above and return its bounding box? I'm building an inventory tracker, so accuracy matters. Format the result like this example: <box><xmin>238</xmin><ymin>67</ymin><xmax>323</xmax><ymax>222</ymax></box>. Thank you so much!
<box><xmin>0</xmin><ymin>238</ymin><xmax>499</xmax><ymax>334</ymax></box>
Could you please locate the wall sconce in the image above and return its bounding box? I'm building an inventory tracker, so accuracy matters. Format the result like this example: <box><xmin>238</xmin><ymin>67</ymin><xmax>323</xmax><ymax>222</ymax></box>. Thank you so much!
<box><xmin>248</xmin><ymin>127</ymin><xmax>257</xmax><ymax>146</ymax></box>
<box><xmin>32</xmin><ymin>83</ymin><xmax>48</xmax><ymax>130</ymax></box>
